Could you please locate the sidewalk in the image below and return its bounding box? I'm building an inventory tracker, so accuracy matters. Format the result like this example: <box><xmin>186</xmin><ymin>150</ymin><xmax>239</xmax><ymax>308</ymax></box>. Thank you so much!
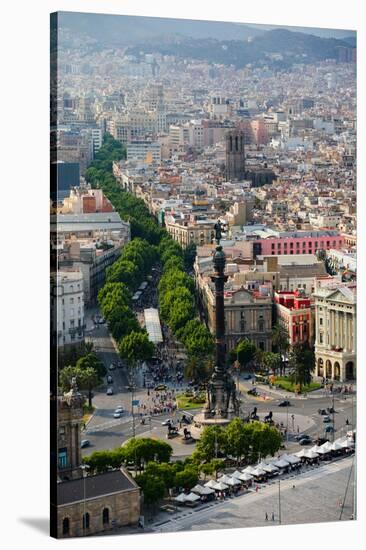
<box><xmin>239</xmin><ymin>378</ymin><xmax>354</xmax><ymax>401</ymax></box>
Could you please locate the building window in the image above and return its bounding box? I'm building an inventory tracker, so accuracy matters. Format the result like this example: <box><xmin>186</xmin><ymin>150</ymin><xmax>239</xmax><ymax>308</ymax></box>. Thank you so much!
<box><xmin>240</xmin><ymin>320</ymin><xmax>246</xmax><ymax>332</ymax></box>
<box><xmin>83</xmin><ymin>513</ymin><xmax>90</xmax><ymax>530</ymax></box>
<box><xmin>70</xmin><ymin>298</ymin><xmax>74</xmax><ymax>304</ymax></box>
<box><xmin>58</xmin><ymin>448</ymin><xmax>68</xmax><ymax>469</ymax></box>
<box><xmin>259</xmin><ymin>341</ymin><xmax>265</xmax><ymax>351</ymax></box>
<box><xmin>319</xmin><ymin>333</ymin><xmax>323</xmax><ymax>343</ymax></box>
<box><xmin>59</xmin><ymin>426</ymin><xmax>65</xmax><ymax>436</ymax></box>
<box><xmin>258</xmin><ymin>318</ymin><xmax>264</xmax><ymax>332</ymax></box>
<box><xmin>102</xmin><ymin>508</ymin><xmax>110</xmax><ymax>525</ymax></box>
<box><xmin>62</xmin><ymin>518</ymin><xmax>70</xmax><ymax>535</ymax></box>
<box><xmin>319</xmin><ymin>318</ymin><xmax>323</xmax><ymax>325</ymax></box>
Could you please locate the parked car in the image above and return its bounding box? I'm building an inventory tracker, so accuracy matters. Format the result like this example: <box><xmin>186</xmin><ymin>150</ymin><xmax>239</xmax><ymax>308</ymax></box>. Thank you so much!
<box><xmin>243</xmin><ymin>374</ymin><xmax>252</xmax><ymax>380</ymax></box>
<box><xmin>98</xmin><ymin>317</ymin><xmax>106</xmax><ymax>324</ymax></box>
<box><xmin>154</xmin><ymin>384</ymin><xmax>167</xmax><ymax>391</ymax></box>
<box><xmin>116</xmin><ymin>361</ymin><xmax>123</xmax><ymax>369</ymax></box>
<box><xmin>115</xmin><ymin>406</ymin><xmax>124</xmax><ymax>414</ymax></box>
<box><xmin>296</xmin><ymin>433</ymin><xmax>311</xmax><ymax>442</ymax></box>
<box><xmin>113</xmin><ymin>412</ymin><xmax>122</xmax><ymax>419</ymax></box>
<box><xmin>299</xmin><ymin>437</ymin><xmax>312</xmax><ymax>445</ymax></box>
<box><xmin>323</xmin><ymin>415</ymin><xmax>332</xmax><ymax>423</ymax></box>
<box><xmin>106</xmin><ymin>387</ymin><xmax>113</xmax><ymax>395</ymax></box>
<box><xmin>278</xmin><ymin>400</ymin><xmax>291</xmax><ymax>407</ymax></box>
<box><xmin>248</xmin><ymin>388</ymin><xmax>258</xmax><ymax>396</ymax></box>
<box><xmin>325</xmin><ymin>426</ymin><xmax>336</xmax><ymax>433</ymax></box>
<box><xmin>80</xmin><ymin>440</ymin><xmax>90</xmax><ymax>449</ymax></box>
<box><xmin>107</xmin><ymin>376</ymin><xmax>113</xmax><ymax>384</ymax></box>
<box><xmin>318</xmin><ymin>409</ymin><xmax>328</xmax><ymax>415</ymax></box>
<box><xmin>109</xmin><ymin>363</ymin><xmax>116</xmax><ymax>371</ymax></box>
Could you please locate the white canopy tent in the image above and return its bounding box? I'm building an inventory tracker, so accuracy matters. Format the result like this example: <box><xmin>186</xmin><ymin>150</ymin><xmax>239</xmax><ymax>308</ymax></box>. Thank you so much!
<box><xmin>319</xmin><ymin>441</ymin><xmax>333</xmax><ymax>453</ymax></box>
<box><xmin>271</xmin><ymin>458</ymin><xmax>290</xmax><ymax>469</ymax></box>
<box><xmin>295</xmin><ymin>449</ymin><xmax>307</xmax><ymax>458</ymax></box>
<box><xmin>204</xmin><ymin>479</ymin><xmax>219</xmax><ymax>489</ymax></box>
<box><xmin>219</xmin><ymin>475</ymin><xmax>241</xmax><ymax>486</ymax></box>
<box><xmin>191</xmin><ymin>484</ymin><xmax>215</xmax><ymax>496</ymax></box>
<box><xmin>331</xmin><ymin>440</ymin><xmax>344</xmax><ymax>451</ymax></box>
<box><xmin>214</xmin><ymin>481</ymin><xmax>229</xmax><ymax>491</ymax></box>
<box><xmin>303</xmin><ymin>449</ymin><xmax>319</xmax><ymax>459</ymax></box>
<box><xmin>281</xmin><ymin>454</ymin><xmax>301</xmax><ymax>465</ymax></box>
<box><xmin>242</xmin><ymin>465</ymin><xmax>256</xmax><ymax>475</ymax></box>
<box><xmin>251</xmin><ymin>467</ymin><xmax>267</xmax><ymax>477</ymax></box>
<box><xmin>232</xmin><ymin>471</ymin><xmax>254</xmax><ymax>482</ymax></box>
<box><xmin>174</xmin><ymin>493</ymin><xmax>187</xmax><ymax>503</ymax></box>
<box><xmin>185</xmin><ymin>492</ymin><xmax>201</xmax><ymax>503</ymax></box>
<box><xmin>340</xmin><ymin>438</ymin><xmax>355</xmax><ymax>449</ymax></box>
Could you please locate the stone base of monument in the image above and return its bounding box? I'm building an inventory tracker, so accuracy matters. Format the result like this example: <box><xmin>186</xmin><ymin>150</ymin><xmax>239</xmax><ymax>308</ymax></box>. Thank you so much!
<box><xmin>190</xmin><ymin>411</ymin><xmax>237</xmax><ymax>440</ymax></box>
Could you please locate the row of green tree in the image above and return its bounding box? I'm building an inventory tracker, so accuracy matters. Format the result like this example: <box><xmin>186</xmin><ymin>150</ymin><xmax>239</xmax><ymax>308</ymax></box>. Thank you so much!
<box><xmin>85</xmin><ymin>134</ymin><xmax>163</xmax><ymax>245</ymax></box>
<box><xmin>193</xmin><ymin>418</ymin><xmax>282</xmax><ymax>465</ymax></box>
<box><xmin>82</xmin><ymin>417</ymin><xmax>282</xmax><ymax>506</ymax></box>
<box><xmin>158</xmin><ymin>235</ymin><xmax>214</xmax><ymax>381</ymax></box>
<box><xmin>230</xmin><ymin>327</ymin><xmax>315</xmax><ymax>391</ymax></box>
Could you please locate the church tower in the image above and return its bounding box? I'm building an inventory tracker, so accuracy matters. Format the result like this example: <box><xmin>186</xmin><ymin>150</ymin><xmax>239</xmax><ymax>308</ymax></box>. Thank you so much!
<box><xmin>225</xmin><ymin>130</ymin><xmax>245</xmax><ymax>181</ymax></box>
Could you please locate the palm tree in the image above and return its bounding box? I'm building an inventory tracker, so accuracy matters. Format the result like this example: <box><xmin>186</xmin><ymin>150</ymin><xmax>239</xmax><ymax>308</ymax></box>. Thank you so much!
<box><xmin>288</xmin><ymin>343</ymin><xmax>315</xmax><ymax>392</ymax></box>
<box><xmin>272</xmin><ymin>323</ymin><xmax>289</xmax><ymax>375</ymax></box>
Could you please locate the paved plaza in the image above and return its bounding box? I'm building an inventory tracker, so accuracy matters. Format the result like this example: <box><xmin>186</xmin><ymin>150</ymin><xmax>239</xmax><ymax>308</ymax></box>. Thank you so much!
<box><xmin>150</xmin><ymin>457</ymin><xmax>355</xmax><ymax>533</ymax></box>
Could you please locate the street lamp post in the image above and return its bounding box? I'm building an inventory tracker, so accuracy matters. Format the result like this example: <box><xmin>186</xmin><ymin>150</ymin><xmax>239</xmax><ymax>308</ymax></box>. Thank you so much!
<box><xmin>81</xmin><ymin>464</ymin><xmax>90</xmax><ymax>536</ymax></box>
<box><xmin>286</xmin><ymin>402</ymin><xmax>289</xmax><ymax>443</ymax></box>
<box><xmin>278</xmin><ymin>479</ymin><xmax>282</xmax><ymax>525</ymax></box>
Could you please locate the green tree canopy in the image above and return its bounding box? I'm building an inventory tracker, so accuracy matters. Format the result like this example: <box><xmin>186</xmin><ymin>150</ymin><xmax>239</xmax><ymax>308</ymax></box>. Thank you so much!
<box><xmin>118</xmin><ymin>331</ymin><xmax>155</xmax><ymax>366</ymax></box>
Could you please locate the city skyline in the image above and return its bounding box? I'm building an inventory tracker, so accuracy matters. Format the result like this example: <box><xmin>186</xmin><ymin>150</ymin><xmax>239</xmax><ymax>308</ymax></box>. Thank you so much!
<box><xmin>50</xmin><ymin>10</ymin><xmax>357</xmax><ymax>540</ymax></box>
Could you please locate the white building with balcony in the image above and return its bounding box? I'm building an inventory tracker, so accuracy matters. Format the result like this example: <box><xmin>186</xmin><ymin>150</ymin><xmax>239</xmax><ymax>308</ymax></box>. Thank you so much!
<box><xmin>51</xmin><ymin>270</ymin><xmax>85</xmax><ymax>349</ymax></box>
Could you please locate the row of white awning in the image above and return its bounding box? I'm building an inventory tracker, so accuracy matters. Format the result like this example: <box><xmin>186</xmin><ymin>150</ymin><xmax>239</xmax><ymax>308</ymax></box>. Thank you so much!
<box><xmin>174</xmin><ymin>437</ymin><xmax>355</xmax><ymax>503</ymax></box>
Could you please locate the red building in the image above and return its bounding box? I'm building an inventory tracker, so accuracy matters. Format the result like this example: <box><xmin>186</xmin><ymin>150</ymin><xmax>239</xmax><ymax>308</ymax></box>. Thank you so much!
<box><xmin>275</xmin><ymin>290</ymin><xmax>314</xmax><ymax>346</ymax></box>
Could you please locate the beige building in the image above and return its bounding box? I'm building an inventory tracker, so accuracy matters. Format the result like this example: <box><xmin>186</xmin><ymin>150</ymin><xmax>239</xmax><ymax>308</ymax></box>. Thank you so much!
<box><xmin>165</xmin><ymin>215</ymin><xmax>217</xmax><ymax>248</ymax></box>
<box><xmin>313</xmin><ymin>283</ymin><xmax>356</xmax><ymax>381</ymax></box>
<box><xmin>54</xmin><ymin>382</ymin><xmax>141</xmax><ymax>538</ymax></box>
<box><xmin>200</xmin><ymin>282</ymin><xmax>272</xmax><ymax>352</ymax></box>
<box><xmin>57</xmin><ymin>468</ymin><xmax>140</xmax><ymax>538</ymax></box>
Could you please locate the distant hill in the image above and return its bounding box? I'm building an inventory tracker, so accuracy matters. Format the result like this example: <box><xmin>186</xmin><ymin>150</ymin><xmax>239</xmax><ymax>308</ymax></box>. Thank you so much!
<box><xmin>245</xmin><ymin>23</ymin><xmax>356</xmax><ymax>40</ymax></box>
<box><xmin>125</xmin><ymin>28</ymin><xmax>356</xmax><ymax>69</ymax></box>
<box><xmin>57</xmin><ymin>11</ymin><xmax>264</xmax><ymax>45</ymax></box>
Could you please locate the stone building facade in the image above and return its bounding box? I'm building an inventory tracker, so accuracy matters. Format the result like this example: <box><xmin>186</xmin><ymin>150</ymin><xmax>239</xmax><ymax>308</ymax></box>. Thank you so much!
<box><xmin>313</xmin><ymin>284</ymin><xmax>356</xmax><ymax>381</ymax></box>
<box><xmin>202</xmin><ymin>284</ymin><xmax>272</xmax><ymax>352</ymax></box>
<box><xmin>57</xmin><ymin>468</ymin><xmax>140</xmax><ymax>538</ymax></box>
<box><xmin>57</xmin><ymin>380</ymin><xmax>85</xmax><ymax>481</ymax></box>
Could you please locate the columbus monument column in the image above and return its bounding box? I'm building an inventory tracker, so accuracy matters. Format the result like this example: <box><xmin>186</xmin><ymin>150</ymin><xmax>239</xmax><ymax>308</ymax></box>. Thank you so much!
<box><xmin>192</xmin><ymin>220</ymin><xmax>239</xmax><ymax>435</ymax></box>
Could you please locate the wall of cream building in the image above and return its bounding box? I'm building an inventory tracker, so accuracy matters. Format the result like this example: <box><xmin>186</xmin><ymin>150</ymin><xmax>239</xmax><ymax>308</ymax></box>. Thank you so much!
<box><xmin>314</xmin><ymin>286</ymin><xmax>356</xmax><ymax>382</ymax></box>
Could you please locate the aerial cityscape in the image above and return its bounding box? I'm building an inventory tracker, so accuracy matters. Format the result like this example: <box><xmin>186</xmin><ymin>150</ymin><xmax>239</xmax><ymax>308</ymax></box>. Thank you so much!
<box><xmin>50</xmin><ymin>12</ymin><xmax>357</xmax><ymax>539</ymax></box>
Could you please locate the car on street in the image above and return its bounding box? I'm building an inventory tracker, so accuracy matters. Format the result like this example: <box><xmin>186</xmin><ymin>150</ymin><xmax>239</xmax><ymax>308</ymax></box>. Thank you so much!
<box><xmin>106</xmin><ymin>387</ymin><xmax>113</xmax><ymax>395</ymax></box>
<box><xmin>323</xmin><ymin>415</ymin><xmax>332</xmax><ymax>423</ymax></box>
<box><xmin>278</xmin><ymin>400</ymin><xmax>291</xmax><ymax>407</ymax></box>
<box><xmin>109</xmin><ymin>363</ymin><xmax>116</xmax><ymax>371</ymax></box>
<box><xmin>98</xmin><ymin>317</ymin><xmax>106</xmax><ymax>324</ymax></box>
<box><xmin>113</xmin><ymin>412</ymin><xmax>122</xmax><ymax>418</ymax></box>
<box><xmin>318</xmin><ymin>409</ymin><xmax>328</xmax><ymax>415</ymax></box>
<box><xmin>243</xmin><ymin>374</ymin><xmax>252</xmax><ymax>380</ymax></box>
<box><xmin>107</xmin><ymin>376</ymin><xmax>113</xmax><ymax>384</ymax></box>
<box><xmin>80</xmin><ymin>440</ymin><xmax>90</xmax><ymax>448</ymax></box>
<box><xmin>325</xmin><ymin>426</ymin><xmax>336</xmax><ymax>433</ymax></box>
<box><xmin>117</xmin><ymin>361</ymin><xmax>123</xmax><ymax>368</ymax></box>
<box><xmin>296</xmin><ymin>433</ymin><xmax>311</xmax><ymax>442</ymax></box>
<box><xmin>154</xmin><ymin>384</ymin><xmax>167</xmax><ymax>391</ymax></box>
<box><xmin>247</xmin><ymin>388</ymin><xmax>258</xmax><ymax>396</ymax></box>
<box><xmin>299</xmin><ymin>437</ymin><xmax>312</xmax><ymax>445</ymax></box>
<box><xmin>115</xmin><ymin>407</ymin><xmax>124</xmax><ymax>414</ymax></box>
